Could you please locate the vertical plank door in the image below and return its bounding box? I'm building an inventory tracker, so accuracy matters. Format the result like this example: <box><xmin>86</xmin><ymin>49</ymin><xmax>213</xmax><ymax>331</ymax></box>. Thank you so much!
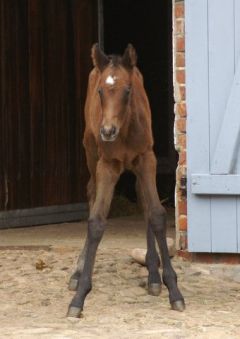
<box><xmin>0</xmin><ymin>0</ymin><xmax>98</xmax><ymax>228</ymax></box>
<box><xmin>186</xmin><ymin>0</ymin><xmax>240</xmax><ymax>253</ymax></box>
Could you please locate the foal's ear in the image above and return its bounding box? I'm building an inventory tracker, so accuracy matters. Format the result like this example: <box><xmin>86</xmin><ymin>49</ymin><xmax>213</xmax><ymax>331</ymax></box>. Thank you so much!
<box><xmin>91</xmin><ymin>43</ymin><xmax>109</xmax><ymax>72</ymax></box>
<box><xmin>122</xmin><ymin>44</ymin><xmax>137</xmax><ymax>69</ymax></box>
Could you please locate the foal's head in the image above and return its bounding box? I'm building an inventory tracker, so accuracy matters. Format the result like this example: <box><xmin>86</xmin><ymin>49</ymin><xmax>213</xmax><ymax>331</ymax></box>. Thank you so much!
<box><xmin>92</xmin><ymin>44</ymin><xmax>137</xmax><ymax>142</ymax></box>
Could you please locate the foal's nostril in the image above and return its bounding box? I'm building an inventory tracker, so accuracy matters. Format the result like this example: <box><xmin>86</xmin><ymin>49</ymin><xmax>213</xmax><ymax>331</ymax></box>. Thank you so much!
<box><xmin>111</xmin><ymin>126</ymin><xmax>116</xmax><ymax>135</ymax></box>
<box><xmin>100</xmin><ymin>125</ymin><xmax>117</xmax><ymax>140</ymax></box>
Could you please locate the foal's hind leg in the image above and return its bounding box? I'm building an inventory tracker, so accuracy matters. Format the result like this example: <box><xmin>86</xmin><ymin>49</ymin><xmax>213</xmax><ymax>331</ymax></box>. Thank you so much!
<box><xmin>136</xmin><ymin>180</ymin><xmax>162</xmax><ymax>296</ymax></box>
<box><xmin>134</xmin><ymin>151</ymin><xmax>185</xmax><ymax>311</ymax></box>
<box><xmin>67</xmin><ymin>159</ymin><xmax>122</xmax><ymax>317</ymax></box>
<box><xmin>146</xmin><ymin>226</ymin><xmax>162</xmax><ymax>295</ymax></box>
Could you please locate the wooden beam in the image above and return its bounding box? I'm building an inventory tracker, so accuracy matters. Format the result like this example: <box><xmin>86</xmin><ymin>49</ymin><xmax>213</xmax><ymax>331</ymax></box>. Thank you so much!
<box><xmin>98</xmin><ymin>0</ymin><xmax>104</xmax><ymax>50</ymax></box>
<box><xmin>191</xmin><ymin>174</ymin><xmax>240</xmax><ymax>194</ymax></box>
<box><xmin>0</xmin><ymin>203</ymin><xmax>88</xmax><ymax>229</ymax></box>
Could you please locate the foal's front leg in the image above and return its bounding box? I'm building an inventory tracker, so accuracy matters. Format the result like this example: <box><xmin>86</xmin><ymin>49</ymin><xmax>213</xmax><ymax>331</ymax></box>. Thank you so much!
<box><xmin>67</xmin><ymin>159</ymin><xmax>121</xmax><ymax>318</ymax></box>
<box><xmin>135</xmin><ymin>151</ymin><xmax>185</xmax><ymax>311</ymax></box>
<box><xmin>68</xmin><ymin>176</ymin><xmax>96</xmax><ymax>291</ymax></box>
<box><xmin>68</xmin><ymin>239</ymin><xmax>88</xmax><ymax>291</ymax></box>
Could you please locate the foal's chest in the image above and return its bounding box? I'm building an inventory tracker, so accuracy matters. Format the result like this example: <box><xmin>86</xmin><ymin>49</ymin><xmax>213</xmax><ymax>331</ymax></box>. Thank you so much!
<box><xmin>99</xmin><ymin>141</ymin><xmax>145</xmax><ymax>171</ymax></box>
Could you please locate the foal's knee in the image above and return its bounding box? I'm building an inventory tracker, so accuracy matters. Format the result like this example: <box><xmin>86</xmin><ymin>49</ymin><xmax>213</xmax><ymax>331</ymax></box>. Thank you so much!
<box><xmin>88</xmin><ymin>217</ymin><xmax>105</xmax><ymax>242</ymax></box>
<box><xmin>149</xmin><ymin>208</ymin><xmax>167</xmax><ymax>234</ymax></box>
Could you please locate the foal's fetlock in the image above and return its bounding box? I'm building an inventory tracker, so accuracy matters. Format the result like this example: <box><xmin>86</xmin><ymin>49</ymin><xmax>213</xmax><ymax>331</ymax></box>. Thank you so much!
<box><xmin>162</xmin><ymin>269</ymin><xmax>185</xmax><ymax>312</ymax></box>
<box><xmin>148</xmin><ymin>282</ymin><xmax>162</xmax><ymax>296</ymax></box>
<box><xmin>169</xmin><ymin>286</ymin><xmax>185</xmax><ymax>312</ymax></box>
<box><xmin>67</xmin><ymin>304</ymin><xmax>83</xmax><ymax>318</ymax></box>
<box><xmin>171</xmin><ymin>299</ymin><xmax>185</xmax><ymax>312</ymax></box>
<box><xmin>67</xmin><ymin>296</ymin><xmax>84</xmax><ymax>318</ymax></box>
<box><xmin>146</xmin><ymin>247</ymin><xmax>162</xmax><ymax>296</ymax></box>
<box><xmin>67</xmin><ymin>283</ymin><xmax>92</xmax><ymax>318</ymax></box>
<box><xmin>147</xmin><ymin>270</ymin><xmax>162</xmax><ymax>296</ymax></box>
<box><xmin>68</xmin><ymin>271</ymin><xmax>81</xmax><ymax>291</ymax></box>
<box><xmin>162</xmin><ymin>268</ymin><xmax>177</xmax><ymax>287</ymax></box>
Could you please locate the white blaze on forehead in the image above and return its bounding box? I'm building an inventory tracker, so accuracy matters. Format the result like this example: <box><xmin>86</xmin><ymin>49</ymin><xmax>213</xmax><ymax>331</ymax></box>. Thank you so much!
<box><xmin>105</xmin><ymin>75</ymin><xmax>117</xmax><ymax>85</ymax></box>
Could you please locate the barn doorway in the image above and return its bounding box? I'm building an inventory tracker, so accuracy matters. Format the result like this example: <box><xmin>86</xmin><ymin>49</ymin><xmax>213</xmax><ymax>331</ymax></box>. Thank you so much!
<box><xmin>99</xmin><ymin>0</ymin><xmax>176</xmax><ymax>208</ymax></box>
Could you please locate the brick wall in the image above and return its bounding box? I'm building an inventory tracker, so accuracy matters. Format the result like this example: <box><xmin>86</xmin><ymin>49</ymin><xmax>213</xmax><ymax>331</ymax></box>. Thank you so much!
<box><xmin>173</xmin><ymin>0</ymin><xmax>187</xmax><ymax>251</ymax></box>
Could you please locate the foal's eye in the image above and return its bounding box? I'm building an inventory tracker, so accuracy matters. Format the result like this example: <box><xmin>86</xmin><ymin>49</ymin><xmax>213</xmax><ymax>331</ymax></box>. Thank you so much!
<box><xmin>125</xmin><ymin>86</ymin><xmax>131</xmax><ymax>95</ymax></box>
<box><xmin>98</xmin><ymin>88</ymin><xmax>103</xmax><ymax>96</ymax></box>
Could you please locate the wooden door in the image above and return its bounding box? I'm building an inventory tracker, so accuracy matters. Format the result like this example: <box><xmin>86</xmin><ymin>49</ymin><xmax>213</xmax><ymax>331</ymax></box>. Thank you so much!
<box><xmin>186</xmin><ymin>0</ymin><xmax>240</xmax><ymax>252</ymax></box>
<box><xmin>0</xmin><ymin>0</ymin><xmax>97</xmax><ymax>228</ymax></box>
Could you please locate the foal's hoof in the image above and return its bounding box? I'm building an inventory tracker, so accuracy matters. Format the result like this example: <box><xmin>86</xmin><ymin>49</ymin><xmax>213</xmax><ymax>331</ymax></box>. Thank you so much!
<box><xmin>148</xmin><ymin>283</ymin><xmax>162</xmax><ymax>296</ymax></box>
<box><xmin>67</xmin><ymin>306</ymin><xmax>82</xmax><ymax>318</ymax></box>
<box><xmin>68</xmin><ymin>272</ymin><xmax>80</xmax><ymax>291</ymax></box>
<box><xmin>171</xmin><ymin>300</ymin><xmax>185</xmax><ymax>312</ymax></box>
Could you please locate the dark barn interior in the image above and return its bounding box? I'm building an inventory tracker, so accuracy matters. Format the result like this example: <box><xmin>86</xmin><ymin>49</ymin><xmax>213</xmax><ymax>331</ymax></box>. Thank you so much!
<box><xmin>102</xmin><ymin>0</ymin><xmax>176</xmax><ymax>204</ymax></box>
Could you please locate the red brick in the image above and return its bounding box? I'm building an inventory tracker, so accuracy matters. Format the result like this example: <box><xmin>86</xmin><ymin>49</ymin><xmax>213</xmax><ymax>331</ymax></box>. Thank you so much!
<box><xmin>179</xmin><ymin>215</ymin><xmax>187</xmax><ymax>231</ymax></box>
<box><xmin>177</xmin><ymin>250</ymin><xmax>193</xmax><ymax>261</ymax></box>
<box><xmin>176</xmin><ymin>36</ymin><xmax>185</xmax><ymax>52</ymax></box>
<box><xmin>176</xmin><ymin>103</ymin><xmax>186</xmax><ymax>117</ymax></box>
<box><xmin>179</xmin><ymin>151</ymin><xmax>186</xmax><ymax>166</ymax></box>
<box><xmin>176</xmin><ymin>134</ymin><xmax>186</xmax><ymax>149</ymax></box>
<box><xmin>178</xmin><ymin>199</ymin><xmax>187</xmax><ymax>215</ymax></box>
<box><xmin>176</xmin><ymin>164</ymin><xmax>186</xmax><ymax>177</ymax></box>
<box><xmin>176</xmin><ymin>190</ymin><xmax>184</xmax><ymax>200</ymax></box>
<box><xmin>176</xmin><ymin>52</ymin><xmax>185</xmax><ymax>68</ymax></box>
<box><xmin>176</xmin><ymin>69</ymin><xmax>185</xmax><ymax>84</ymax></box>
<box><xmin>177</xmin><ymin>251</ymin><xmax>240</xmax><ymax>264</ymax></box>
<box><xmin>176</xmin><ymin>169</ymin><xmax>181</xmax><ymax>183</ymax></box>
<box><xmin>176</xmin><ymin>118</ymin><xmax>186</xmax><ymax>133</ymax></box>
<box><xmin>175</xmin><ymin>19</ymin><xmax>185</xmax><ymax>35</ymax></box>
<box><xmin>175</xmin><ymin>3</ymin><xmax>184</xmax><ymax>18</ymax></box>
<box><xmin>179</xmin><ymin>233</ymin><xmax>188</xmax><ymax>250</ymax></box>
<box><xmin>176</xmin><ymin>170</ymin><xmax>187</xmax><ymax>189</ymax></box>
<box><xmin>179</xmin><ymin>86</ymin><xmax>186</xmax><ymax>101</ymax></box>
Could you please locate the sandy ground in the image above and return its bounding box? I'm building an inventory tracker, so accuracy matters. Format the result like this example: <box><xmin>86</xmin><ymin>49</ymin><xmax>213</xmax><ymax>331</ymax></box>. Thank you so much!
<box><xmin>0</xmin><ymin>214</ymin><xmax>240</xmax><ymax>338</ymax></box>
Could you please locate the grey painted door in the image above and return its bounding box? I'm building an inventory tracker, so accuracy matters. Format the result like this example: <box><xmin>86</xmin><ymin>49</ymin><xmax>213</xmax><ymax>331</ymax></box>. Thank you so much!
<box><xmin>185</xmin><ymin>0</ymin><xmax>240</xmax><ymax>252</ymax></box>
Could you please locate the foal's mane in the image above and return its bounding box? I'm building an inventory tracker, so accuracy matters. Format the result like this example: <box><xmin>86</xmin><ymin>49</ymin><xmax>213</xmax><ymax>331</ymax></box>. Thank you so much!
<box><xmin>108</xmin><ymin>54</ymin><xmax>123</xmax><ymax>68</ymax></box>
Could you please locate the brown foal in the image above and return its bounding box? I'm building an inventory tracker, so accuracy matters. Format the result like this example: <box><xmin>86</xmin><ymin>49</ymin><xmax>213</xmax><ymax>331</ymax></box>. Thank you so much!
<box><xmin>67</xmin><ymin>44</ymin><xmax>185</xmax><ymax>317</ymax></box>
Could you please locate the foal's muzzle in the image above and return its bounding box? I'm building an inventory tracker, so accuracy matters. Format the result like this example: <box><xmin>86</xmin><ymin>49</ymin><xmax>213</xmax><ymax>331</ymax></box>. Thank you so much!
<box><xmin>100</xmin><ymin>125</ymin><xmax>118</xmax><ymax>142</ymax></box>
